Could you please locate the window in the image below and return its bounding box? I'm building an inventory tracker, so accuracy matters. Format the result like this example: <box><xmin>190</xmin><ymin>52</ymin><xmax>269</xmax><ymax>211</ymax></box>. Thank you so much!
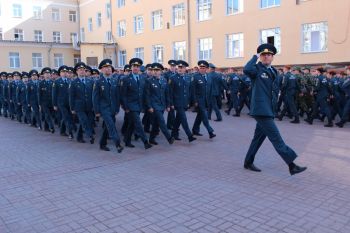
<box><xmin>106</xmin><ymin>31</ymin><xmax>112</xmax><ymax>42</ymax></box>
<box><xmin>197</xmin><ymin>0</ymin><xmax>212</xmax><ymax>21</ymax></box>
<box><xmin>9</xmin><ymin>52</ymin><xmax>20</xmax><ymax>68</ymax></box>
<box><xmin>135</xmin><ymin>47</ymin><xmax>144</xmax><ymax>60</ymax></box>
<box><xmin>173</xmin><ymin>3</ymin><xmax>185</xmax><ymax>26</ymax></box>
<box><xmin>96</xmin><ymin>12</ymin><xmax>102</xmax><ymax>27</ymax></box>
<box><xmin>74</xmin><ymin>55</ymin><xmax>81</xmax><ymax>65</ymax></box>
<box><xmin>260</xmin><ymin>27</ymin><xmax>281</xmax><ymax>53</ymax></box>
<box><xmin>34</xmin><ymin>30</ymin><xmax>43</xmax><ymax>42</ymax></box>
<box><xmin>0</xmin><ymin>28</ymin><xmax>3</xmax><ymax>40</ymax></box>
<box><xmin>118</xmin><ymin>50</ymin><xmax>127</xmax><ymax>67</ymax></box>
<box><xmin>302</xmin><ymin>22</ymin><xmax>328</xmax><ymax>53</ymax></box>
<box><xmin>134</xmin><ymin>15</ymin><xmax>144</xmax><ymax>34</ymax></box>
<box><xmin>261</xmin><ymin>0</ymin><xmax>280</xmax><ymax>8</ymax></box>
<box><xmin>152</xmin><ymin>10</ymin><xmax>163</xmax><ymax>30</ymax></box>
<box><xmin>80</xmin><ymin>28</ymin><xmax>85</xmax><ymax>42</ymax></box>
<box><xmin>227</xmin><ymin>0</ymin><xmax>243</xmax><ymax>15</ymax></box>
<box><xmin>88</xmin><ymin>18</ymin><xmax>93</xmax><ymax>32</ymax></box>
<box><xmin>173</xmin><ymin>41</ymin><xmax>186</xmax><ymax>60</ymax></box>
<box><xmin>54</xmin><ymin>54</ymin><xmax>64</xmax><ymax>68</ymax></box>
<box><xmin>53</xmin><ymin>31</ymin><xmax>62</xmax><ymax>43</ymax></box>
<box><xmin>198</xmin><ymin>37</ymin><xmax>212</xmax><ymax>60</ymax></box>
<box><xmin>69</xmin><ymin>11</ymin><xmax>77</xmax><ymax>22</ymax></box>
<box><xmin>117</xmin><ymin>20</ymin><xmax>126</xmax><ymax>37</ymax></box>
<box><xmin>70</xmin><ymin>32</ymin><xmax>78</xmax><ymax>43</ymax></box>
<box><xmin>106</xmin><ymin>3</ymin><xmax>111</xmax><ymax>18</ymax></box>
<box><xmin>117</xmin><ymin>0</ymin><xmax>125</xmax><ymax>8</ymax></box>
<box><xmin>32</xmin><ymin>53</ymin><xmax>43</xmax><ymax>69</ymax></box>
<box><xmin>12</xmin><ymin>4</ymin><xmax>22</xmax><ymax>17</ymax></box>
<box><xmin>33</xmin><ymin>6</ymin><xmax>42</xmax><ymax>19</ymax></box>
<box><xmin>152</xmin><ymin>45</ymin><xmax>164</xmax><ymax>63</ymax></box>
<box><xmin>52</xmin><ymin>8</ymin><xmax>60</xmax><ymax>21</ymax></box>
<box><xmin>226</xmin><ymin>33</ymin><xmax>244</xmax><ymax>58</ymax></box>
<box><xmin>14</xmin><ymin>29</ymin><xmax>24</xmax><ymax>41</ymax></box>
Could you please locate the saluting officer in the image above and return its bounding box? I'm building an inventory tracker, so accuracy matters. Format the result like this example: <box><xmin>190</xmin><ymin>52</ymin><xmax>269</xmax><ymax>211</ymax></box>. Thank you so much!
<box><xmin>92</xmin><ymin>59</ymin><xmax>124</xmax><ymax>153</ymax></box>
<box><xmin>144</xmin><ymin>62</ymin><xmax>175</xmax><ymax>145</ymax></box>
<box><xmin>120</xmin><ymin>58</ymin><xmax>152</xmax><ymax>149</ymax></box>
<box><xmin>243</xmin><ymin>43</ymin><xmax>306</xmax><ymax>175</ymax></box>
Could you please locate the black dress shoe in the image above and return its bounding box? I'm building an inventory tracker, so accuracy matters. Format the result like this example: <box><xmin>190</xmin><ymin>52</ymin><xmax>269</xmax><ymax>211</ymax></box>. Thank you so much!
<box><xmin>290</xmin><ymin>119</ymin><xmax>300</xmax><ymax>124</ymax></box>
<box><xmin>244</xmin><ymin>163</ymin><xmax>261</xmax><ymax>172</ymax></box>
<box><xmin>233</xmin><ymin>113</ymin><xmax>240</xmax><ymax>117</ymax></box>
<box><xmin>144</xmin><ymin>142</ymin><xmax>153</xmax><ymax>149</ymax></box>
<box><xmin>116</xmin><ymin>144</ymin><xmax>124</xmax><ymax>153</ymax></box>
<box><xmin>188</xmin><ymin>136</ymin><xmax>197</xmax><ymax>142</ymax></box>
<box><xmin>304</xmin><ymin>118</ymin><xmax>313</xmax><ymax>125</ymax></box>
<box><xmin>224</xmin><ymin>110</ymin><xmax>230</xmax><ymax>115</ymax></box>
<box><xmin>168</xmin><ymin>137</ymin><xmax>175</xmax><ymax>145</ymax></box>
<box><xmin>324</xmin><ymin>122</ymin><xmax>333</xmax><ymax>127</ymax></box>
<box><xmin>214</xmin><ymin>119</ymin><xmax>222</xmax><ymax>122</ymax></box>
<box><xmin>100</xmin><ymin>145</ymin><xmax>110</xmax><ymax>151</ymax></box>
<box><xmin>50</xmin><ymin>128</ymin><xmax>55</xmax><ymax>134</ymax></box>
<box><xmin>77</xmin><ymin>139</ymin><xmax>86</xmax><ymax>143</ymax></box>
<box><xmin>193</xmin><ymin>132</ymin><xmax>203</xmax><ymax>136</ymax></box>
<box><xmin>89</xmin><ymin>136</ymin><xmax>95</xmax><ymax>144</ymax></box>
<box><xmin>277</xmin><ymin>115</ymin><xmax>283</xmax><ymax>121</ymax></box>
<box><xmin>149</xmin><ymin>139</ymin><xmax>158</xmax><ymax>145</ymax></box>
<box><xmin>336</xmin><ymin>122</ymin><xmax>344</xmax><ymax>128</ymax></box>
<box><xmin>125</xmin><ymin>143</ymin><xmax>135</xmax><ymax>148</ymax></box>
<box><xmin>289</xmin><ymin>165</ymin><xmax>307</xmax><ymax>176</ymax></box>
<box><xmin>174</xmin><ymin>137</ymin><xmax>182</xmax><ymax>141</ymax></box>
<box><xmin>60</xmin><ymin>132</ymin><xmax>68</xmax><ymax>136</ymax></box>
<box><xmin>209</xmin><ymin>132</ymin><xmax>216</xmax><ymax>139</ymax></box>
<box><xmin>68</xmin><ymin>133</ymin><xmax>74</xmax><ymax>140</ymax></box>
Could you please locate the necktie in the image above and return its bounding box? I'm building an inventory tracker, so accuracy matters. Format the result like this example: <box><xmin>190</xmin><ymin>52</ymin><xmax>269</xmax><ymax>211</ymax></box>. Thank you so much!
<box><xmin>107</xmin><ymin>78</ymin><xmax>110</xmax><ymax>85</ymax></box>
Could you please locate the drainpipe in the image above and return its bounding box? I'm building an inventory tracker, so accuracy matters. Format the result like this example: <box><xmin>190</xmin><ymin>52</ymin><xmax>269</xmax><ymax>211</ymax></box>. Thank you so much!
<box><xmin>186</xmin><ymin>0</ymin><xmax>191</xmax><ymax>66</ymax></box>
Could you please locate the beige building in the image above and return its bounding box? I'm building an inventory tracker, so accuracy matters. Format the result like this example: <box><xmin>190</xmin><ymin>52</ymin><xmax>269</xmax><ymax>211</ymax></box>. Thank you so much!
<box><xmin>0</xmin><ymin>0</ymin><xmax>80</xmax><ymax>72</ymax></box>
<box><xmin>1</xmin><ymin>0</ymin><xmax>350</xmax><ymax>71</ymax></box>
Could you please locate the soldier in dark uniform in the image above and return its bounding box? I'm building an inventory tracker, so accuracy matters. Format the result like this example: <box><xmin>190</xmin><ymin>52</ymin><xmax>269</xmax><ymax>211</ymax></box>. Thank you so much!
<box><xmin>27</xmin><ymin>70</ymin><xmax>41</xmax><ymax>129</ymax></box>
<box><xmin>243</xmin><ymin>44</ymin><xmax>307</xmax><ymax>176</ymax></box>
<box><xmin>169</xmin><ymin>60</ymin><xmax>196</xmax><ymax>142</ymax></box>
<box><xmin>336</xmin><ymin>66</ymin><xmax>350</xmax><ymax>128</ymax></box>
<box><xmin>305</xmin><ymin>67</ymin><xmax>333</xmax><ymax>127</ymax></box>
<box><xmin>0</xmin><ymin>72</ymin><xmax>6</xmax><ymax>116</ymax></box>
<box><xmin>225</xmin><ymin>70</ymin><xmax>241</xmax><ymax>116</ymax></box>
<box><xmin>52</xmin><ymin>65</ymin><xmax>75</xmax><ymax>139</ymax></box>
<box><xmin>120</xmin><ymin>64</ymin><xmax>132</xmax><ymax>136</ymax></box>
<box><xmin>16</xmin><ymin>72</ymin><xmax>30</xmax><ymax>123</ymax></box>
<box><xmin>207</xmin><ymin>63</ymin><xmax>225</xmax><ymax>121</ymax></box>
<box><xmin>9</xmin><ymin>72</ymin><xmax>20</xmax><ymax>120</ymax></box>
<box><xmin>120</xmin><ymin>58</ymin><xmax>152</xmax><ymax>149</ymax></box>
<box><xmin>192</xmin><ymin>60</ymin><xmax>216</xmax><ymax>139</ymax></box>
<box><xmin>92</xmin><ymin>59</ymin><xmax>124</xmax><ymax>153</ymax></box>
<box><xmin>91</xmin><ymin>69</ymin><xmax>100</xmax><ymax>79</ymax></box>
<box><xmin>144</xmin><ymin>62</ymin><xmax>175</xmax><ymax>145</ymax></box>
<box><xmin>2</xmin><ymin>73</ymin><xmax>11</xmax><ymax>118</ymax></box>
<box><xmin>69</xmin><ymin>62</ymin><xmax>95</xmax><ymax>144</ymax></box>
<box><xmin>164</xmin><ymin>60</ymin><xmax>177</xmax><ymax>130</ymax></box>
<box><xmin>38</xmin><ymin>67</ymin><xmax>55</xmax><ymax>133</ymax></box>
<box><xmin>277</xmin><ymin>66</ymin><xmax>300</xmax><ymax>123</ymax></box>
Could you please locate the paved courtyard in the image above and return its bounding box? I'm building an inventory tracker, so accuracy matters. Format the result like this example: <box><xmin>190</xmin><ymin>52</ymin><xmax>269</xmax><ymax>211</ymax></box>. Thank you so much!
<box><xmin>0</xmin><ymin>111</ymin><xmax>350</xmax><ymax>233</ymax></box>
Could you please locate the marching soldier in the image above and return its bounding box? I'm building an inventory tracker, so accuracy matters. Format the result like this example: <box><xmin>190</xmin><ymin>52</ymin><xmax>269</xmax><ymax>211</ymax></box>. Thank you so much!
<box><xmin>169</xmin><ymin>60</ymin><xmax>196</xmax><ymax>142</ymax></box>
<box><xmin>69</xmin><ymin>62</ymin><xmax>95</xmax><ymax>143</ymax></box>
<box><xmin>164</xmin><ymin>60</ymin><xmax>177</xmax><ymax>130</ymax></box>
<box><xmin>92</xmin><ymin>59</ymin><xmax>124</xmax><ymax>153</ymax></box>
<box><xmin>207</xmin><ymin>63</ymin><xmax>225</xmax><ymax>121</ymax></box>
<box><xmin>192</xmin><ymin>60</ymin><xmax>216</xmax><ymax>139</ymax></box>
<box><xmin>53</xmin><ymin>65</ymin><xmax>75</xmax><ymax>139</ymax></box>
<box><xmin>243</xmin><ymin>43</ymin><xmax>307</xmax><ymax>175</ymax></box>
<box><xmin>27</xmin><ymin>70</ymin><xmax>42</xmax><ymax>129</ymax></box>
<box><xmin>225</xmin><ymin>69</ymin><xmax>241</xmax><ymax>116</ymax></box>
<box><xmin>0</xmin><ymin>72</ymin><xmax>6</xmax><ymax>116</ymax></box>
<box><xmin>144</xmin><ymin>62</ymin><xmax>175</xmax><ymax>145</ymax></box>
<box><xmin>38</xmin><ymin>67</ymin><xmax>55</xmax><ymax>133</ymax></box>
<box><xmin>120</xmin><ymin>58</ymin><xmax>152</xmax><ymax>149</ymax></box>
<box><xmin>336</xmin><ymin>66</ymin><xmax>350</xmax><ymax>127</ymax></box>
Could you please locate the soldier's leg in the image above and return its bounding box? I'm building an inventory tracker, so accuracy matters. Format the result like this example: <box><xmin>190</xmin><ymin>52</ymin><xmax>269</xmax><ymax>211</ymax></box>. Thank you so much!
<box><xmin>211</xmin><ymin>96</ymin><xmax>222</xmax><ymax>121</ymax></box>
<box><xmin>178</xmin><ymin>108</ymin><xmax>193</xmax><ymax>138</ymax></box>
<box><xmin>192</xmin><ymin>109</ymin><xmax>202</xmax><ymax>135</ymax></box>
<box><xmin>99</xmin><ymin>123</ymin><xmax>109</xmax><ymax>147</ymax></box>
<box><xmin>244</xmin><ymin>122</ymin><xmax>267</xmax><ymax>165</ymax></box>
<box><xmin>198</xmin><ymin>106</ymin><xmax>214</xmax><ymax>134</ymax></box>
<box><xmin>154</xmin><ymin>110</ymin><xmax>171</xmax><ymax>141</ymax></box>
<box><xmin>101</xmin><ymin>112</ymin><xmax>121</xmax><ymax>145</ymax></box>
<box><xmin>171</xmin><ymin>109</ymin><xmax>181</xmax><ymax>138</ymax></box>
<box><xmin>256</xmin><ymin>117</ymin><xmax>298</xmax><ymax>165</ymax></box>
<box><xmin>129</xmin><ymin>111</ymin><xmax>148</xmax><ymax>143</ymax></box>
<box><xmin>166</xmin><ymin>109</ymin><xmax>175</xmax><ymax>129</ymax></box>
<box><xmin>76</xmin><ymin>111</ymin><xmax>92</xmax><ymax>140</ymax></box>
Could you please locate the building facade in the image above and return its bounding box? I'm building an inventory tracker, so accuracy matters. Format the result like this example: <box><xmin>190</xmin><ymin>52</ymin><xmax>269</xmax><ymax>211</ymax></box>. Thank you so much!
<box><xmin>1</xmin><ymin>0</ymin><xmax>350</xmax><ymax>71</ymax></box>
<box><xmin>0</xmin><ymin>0</ymin><xmax>80</xmax><ymax>72</ymax></box>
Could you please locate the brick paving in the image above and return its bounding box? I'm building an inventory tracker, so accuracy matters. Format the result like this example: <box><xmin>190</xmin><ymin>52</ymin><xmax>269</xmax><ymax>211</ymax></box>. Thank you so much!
<box><xmin>0</xmin><ymin>110</ymin><xmax>350</xmax><ymax>233</ymax></box>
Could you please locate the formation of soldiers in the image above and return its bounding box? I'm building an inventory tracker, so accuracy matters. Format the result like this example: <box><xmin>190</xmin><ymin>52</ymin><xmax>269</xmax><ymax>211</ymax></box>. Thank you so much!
<box><xmin>0</xmin><ymin>58</ymin><xmax>349</xmax><ymax>153</ymax></box>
